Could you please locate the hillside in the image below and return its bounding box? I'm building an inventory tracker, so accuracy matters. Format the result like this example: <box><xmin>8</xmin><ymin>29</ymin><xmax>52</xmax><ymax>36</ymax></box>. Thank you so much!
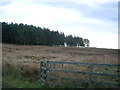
<box><xmin>2</xmin><ymin>44</ymin><xmax>119</xmax><ymax>88</ymax></box>
<box><xmin>3</xmin><ymin>44</ymin><xmax>118</xmax><ymax>64</ymax></box>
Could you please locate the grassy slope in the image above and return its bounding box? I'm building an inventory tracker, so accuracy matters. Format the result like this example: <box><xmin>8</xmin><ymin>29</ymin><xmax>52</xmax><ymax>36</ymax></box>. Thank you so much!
<box><xmin>2</xmin><ymin>59</ymin><xmax>50</xmax><ymax>88</ymax></box>
<box><xmin>2</xmin><ymin>44</ymin><xmax>119</xmax><ymax>88</ymax></box>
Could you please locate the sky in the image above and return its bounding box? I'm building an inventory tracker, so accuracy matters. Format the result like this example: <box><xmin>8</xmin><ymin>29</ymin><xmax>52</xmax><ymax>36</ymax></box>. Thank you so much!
<box><xmin>0</xmin><ymin>0</ymin><xmax>119</xmax><ymax>49</ymax></box>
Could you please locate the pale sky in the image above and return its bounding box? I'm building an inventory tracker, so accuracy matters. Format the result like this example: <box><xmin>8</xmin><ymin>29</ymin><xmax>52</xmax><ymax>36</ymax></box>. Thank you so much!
<box><xmin>0</xmin><ymin>0</ymin><xmax>119</xmax><ymax>49</ymax></box>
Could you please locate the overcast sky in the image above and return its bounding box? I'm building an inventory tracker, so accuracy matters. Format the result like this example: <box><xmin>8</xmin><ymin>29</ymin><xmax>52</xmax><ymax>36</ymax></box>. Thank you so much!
<box><xmin>0</xmin><ymin>0</ymin><xmax>119</xmax><ymax>49</ymax></box>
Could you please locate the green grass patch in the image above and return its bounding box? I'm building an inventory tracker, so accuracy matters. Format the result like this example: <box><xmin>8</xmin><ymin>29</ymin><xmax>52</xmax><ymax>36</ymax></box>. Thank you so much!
<box><xmin>2</xmin><ymin>63</ymin><xmax>52</xmax><ymax>88</ymax></box>
<box><xmin>2</xmin><ymin>75</ymin><xmax>48</xmax><ymax>88</ymax></box>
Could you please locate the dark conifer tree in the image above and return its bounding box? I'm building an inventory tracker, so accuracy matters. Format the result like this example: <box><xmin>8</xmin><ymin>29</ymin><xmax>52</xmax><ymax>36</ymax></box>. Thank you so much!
<box><xmin>2</xmin><ymin>22</ymin><xmax>87</xmax><ymax>46</ymax></box>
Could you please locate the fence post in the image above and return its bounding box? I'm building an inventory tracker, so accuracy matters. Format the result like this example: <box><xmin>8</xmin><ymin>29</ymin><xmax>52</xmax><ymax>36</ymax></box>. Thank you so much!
<box><xmin>89</xmin><ymin>64</ymin><xmax>93</xmax><ymax>88</ymax></box>
<box><xmin>40</xmin><ymin>60</ymin><xmax>47</xmax><ymax>83</ymax></box>
<box><xmin>62</xmin><ymin>64</ymin><xmax>64</xmax><ymax>68</ymax></box>
<box><xmin>46</xmin><ymin>61</ymin><xmax>51</xmax><ymax>86</ymax></box>
<box><xmin>40</xmin><ymin>61</ymin><xmax>44</xmax><ymax>81</ymax></box>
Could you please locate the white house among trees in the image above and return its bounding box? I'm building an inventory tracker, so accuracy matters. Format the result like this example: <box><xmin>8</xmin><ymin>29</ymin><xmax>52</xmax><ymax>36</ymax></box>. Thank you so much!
<box><xmin>64</xmin><ymin>42</ymin><xmax>67</xmax><ymax>47</ymax></box>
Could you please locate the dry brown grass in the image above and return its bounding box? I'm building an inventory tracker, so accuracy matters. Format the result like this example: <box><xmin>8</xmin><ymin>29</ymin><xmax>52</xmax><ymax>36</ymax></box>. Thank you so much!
<box><xmin>3</xmin><ymin>43</ymin><xmax>118</xmax><ymax>64</ymax></box>
<box><xmin>2</xmin><ymin>43</ymin><xmax>119</xmax><ymax>88</ymax></box>
<box><xmin>2</xmin><ymin>43</ymin><xmax>118</xmax><ymax>74</ymax></box>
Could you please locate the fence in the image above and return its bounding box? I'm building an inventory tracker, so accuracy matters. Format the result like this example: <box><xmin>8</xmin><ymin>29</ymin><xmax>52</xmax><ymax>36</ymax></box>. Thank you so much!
<box><xmin>40</xmin><ymin>60</ymin><xmax>120</xmax><ymax>88</ymax></box>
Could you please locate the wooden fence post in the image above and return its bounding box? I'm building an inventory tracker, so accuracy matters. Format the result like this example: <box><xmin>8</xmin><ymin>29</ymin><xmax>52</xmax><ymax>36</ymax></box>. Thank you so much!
<box><xmin>40</xmin><ymin>60</ymin><xmax>47</xmax><ymax>83</ymax></box>
<box><xmin>40</xmin><ymin>61</ymin><xmax>44</xmax><ymax>81</ymax></box>
<box><xmin>62</xmin><ymin>64</ymin><xmax>64</xmax><ymax>68</ymax></box>
<box><xmin>89</xmin><ymin>64</ymin><xmax>93</xmax><ymax>88</ymax></box>
<box><xmin>40</xmin><ymin>61</ymin><xmax>43</xmax><ymax>73</ymax></box>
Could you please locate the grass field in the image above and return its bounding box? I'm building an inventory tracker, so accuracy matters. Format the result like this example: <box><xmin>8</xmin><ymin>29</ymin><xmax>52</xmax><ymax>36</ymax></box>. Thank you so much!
<box><xmin>2</xmin><ymin>44</ymin><xmax>119</xmax><ymax>88</ymax></box>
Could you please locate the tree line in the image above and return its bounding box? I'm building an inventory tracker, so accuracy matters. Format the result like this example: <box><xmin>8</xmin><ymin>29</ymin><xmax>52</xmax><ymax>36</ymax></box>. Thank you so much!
<box><xmin>2</xmin><ymin>22</ymin><xmax>89</xmax><ymax>46</ymax></box>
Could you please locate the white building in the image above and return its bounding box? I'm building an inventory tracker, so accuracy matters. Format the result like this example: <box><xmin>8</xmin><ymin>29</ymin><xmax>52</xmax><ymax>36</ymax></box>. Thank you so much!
<box><xmin>64</xmin><ymin>42</ymin><xmax>67</xmax><ymax>47</ymax></box>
